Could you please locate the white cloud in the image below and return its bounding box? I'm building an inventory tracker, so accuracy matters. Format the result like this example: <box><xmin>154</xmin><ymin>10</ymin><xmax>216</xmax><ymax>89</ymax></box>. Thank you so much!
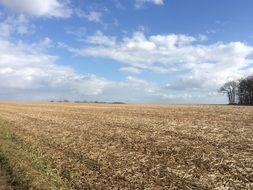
<box><xmin>0</xmin><ymin>14</ymin><xmax>31</xmax><ymax>38</ymax></box>
<box><xmin>120</xmin><ymin>67</ymin><xmax>142</xmax><ymax>74</ymax></box>
<box><xmin>0</xmin><ymin>14</ymin><xmax>108</xmax><ymax>100</ymax></box>
<box><xmin>198</xmin><ymin>34</ymin><xmax>208</xmax><ymax>41</ymax></box>
<box><xmin>135</xmin><ymin>0</ymin><xmax>164</xmax><ymax>8</ymax></box>
<box><xmin>0</xmin><ymin>0</ymin><xmax>72</xmax><ymax>18</ymax></box>
<box><xmin>65</xmin><ymin>31</ymin><xmax>253</xmax><ymax>93</ymax></box>
<box><xmin>0</xmin><ymin>5</ymin><xmax>232</xmax><ymax>104</ymax></box>
<box><xmin>0</xmin><ymin>38</ymin><xmax>112</xmax><ymax>99</ymax></box>
<box><xmin>75</xmin><ymin>9</ymin><xmax>103</xmax><ymax>23</ymax></box>
<box><xmin>0</xmin><ymin>36</ymin><xmax>223</xmax><ymax>102</ymax></box>
<box><xmin>0</xmin><ymin>37</ymin><xmax>205</xmax><ymax>102</ymax></box>
<box><xmin>85</xmin><ymin>31</ymin><xmax>116</xmax><ymax>46</ymax></box>
<box><xmin>0</xmin><ymin>16</ymin><xmax>205</xmax><ymax>103</ymax></box>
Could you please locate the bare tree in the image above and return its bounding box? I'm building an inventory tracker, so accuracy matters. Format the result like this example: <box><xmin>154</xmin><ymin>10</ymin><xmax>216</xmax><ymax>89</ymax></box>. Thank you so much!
<box><xmin>219</xmin><ymin>81</ymin><xmax>237</xmax><ymax>104</ymax></box>
<box><xmin>238</xmin><ymin>76</ymin><xmax>253</xmax><ymax>105</ymax></box>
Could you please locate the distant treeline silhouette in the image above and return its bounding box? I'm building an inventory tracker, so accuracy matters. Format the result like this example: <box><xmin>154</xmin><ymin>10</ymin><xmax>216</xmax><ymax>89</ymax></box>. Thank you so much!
<box><xmin>219</xmin><ymin>75</ymin><xmax>253</xmax><ymax>105</ymax></box>
<box><xmin>50</xmin><ymin>100</ymin><xmax>126</xmax><ymax>104</ymax></box>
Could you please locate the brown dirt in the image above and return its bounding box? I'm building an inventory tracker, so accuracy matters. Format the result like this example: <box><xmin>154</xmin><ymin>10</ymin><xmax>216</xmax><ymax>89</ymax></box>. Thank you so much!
<box><xmin>0</xmin><ymin>169</ymin><xmax>12</xmax><ymax>190</ymax></box>
<box><xmin>0</xmin><ymin>102</ymin><xmax>252</xmax><ymax>189</ymax></box>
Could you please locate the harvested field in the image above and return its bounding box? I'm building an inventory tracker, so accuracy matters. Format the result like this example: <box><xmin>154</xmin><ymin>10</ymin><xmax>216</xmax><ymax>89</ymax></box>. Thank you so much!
<box><xmin>0</xmin><ymin>102</ymin><xmax>252</xmax><ymax>189</ymax></box>
<box><xmin>0</xmin><ymin>169</ymin><xmax>12</xmax><ymax>190</ymax></box>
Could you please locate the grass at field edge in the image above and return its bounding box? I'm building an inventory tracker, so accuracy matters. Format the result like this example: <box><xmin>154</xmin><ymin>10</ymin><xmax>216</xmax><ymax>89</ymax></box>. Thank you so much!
<box><xmin>0</xmin><ymin>119</ymin><xmax>70</xmax><ymax>190</ymax></box>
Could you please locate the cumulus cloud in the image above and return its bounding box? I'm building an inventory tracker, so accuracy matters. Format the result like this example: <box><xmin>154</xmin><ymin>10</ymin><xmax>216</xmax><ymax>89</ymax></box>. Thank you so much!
<box><xmin>1</xmin><ymin>38</ymin><xmax>227</xmax><ymax>103</ymax></box>
<box><xmin>0</xmin><ymin>14</ymin><xmax>32</xmax><ymax>38</ymax></box>
<box><xmin>0</xmin><ymin>15</ymin><xmax>108</xmax><ymax>100</ymax></box>
<box><xmin>0</xmin><ymin>38</ymin><xmax>109</xmax><ymax>98</ymax></box>
<box><xmin>0</xmin><ymin>0</ymin><xmax>72</xmax><ymax>18</ymax></box>
<box><xmin>1</xmin><ymin>37</ymin><xmax>204</xmax><ymax>102</ymax></box>
<box><xmin>0</xmin><ymin>16</ymin><xmax>205</xmax><ymax>103</ymax></box>
<box><xmin>65</xmin><ymin>31</ymin><xmax>253</xmax><ymax>92</ymax></box>
<box><xmin>85</xmin><ymin>31</ymin><xmax>116</xmax><ymax>46</ymax></box>
<box><xmin>0</xmin><ymin>36</ymin><xmax>221</xmax><ymax>102</ymax></box>
<box><xmin>0</xmin><ymin>3</ymin><xmax>232</xmax><ymax>103</ymax></box>
<box><xmin>135</xmin><ymin>0</ymin><xmax>164</xmax><ymax>8</ymax></box>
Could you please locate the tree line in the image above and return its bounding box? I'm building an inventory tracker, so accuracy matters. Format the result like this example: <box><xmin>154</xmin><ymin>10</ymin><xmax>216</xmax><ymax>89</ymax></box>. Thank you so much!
<box><xmin>219</xmin><ymin>75</ymin><xmax>253</xmax><ymax>105</ymax></box>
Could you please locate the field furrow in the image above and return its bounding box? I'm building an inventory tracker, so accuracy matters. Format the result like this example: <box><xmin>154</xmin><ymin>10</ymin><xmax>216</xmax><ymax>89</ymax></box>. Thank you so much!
<box><xmin>0</xmin><ymin>103</ymin><xmax>252</xmax><ymax>189</ymax></box>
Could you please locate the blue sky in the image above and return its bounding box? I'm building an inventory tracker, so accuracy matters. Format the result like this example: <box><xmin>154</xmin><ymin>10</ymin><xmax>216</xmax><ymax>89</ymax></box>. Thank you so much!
<box><xmin>0</xmin><ymin>0</ymin><xmax>253</xmax><ymax>103</ymax></box>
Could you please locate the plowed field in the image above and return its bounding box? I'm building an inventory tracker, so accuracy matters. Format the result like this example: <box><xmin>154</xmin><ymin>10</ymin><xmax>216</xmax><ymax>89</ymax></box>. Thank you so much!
<box><xmin>0</xmin><ymin>103</ymin><xmax>252</xmax><ymax>189</ymax></box>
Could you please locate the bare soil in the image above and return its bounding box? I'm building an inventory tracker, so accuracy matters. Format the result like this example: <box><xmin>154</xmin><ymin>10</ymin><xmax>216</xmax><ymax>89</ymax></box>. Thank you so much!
<box><xmin>0</xmin><ymin>102</ymin><xmax>252</xmax><ymax>189</ymax></box>
<box><xmin>0</xmin><ymin>169</ymin><xmax>12</xmax><ymax>190</ymax></box>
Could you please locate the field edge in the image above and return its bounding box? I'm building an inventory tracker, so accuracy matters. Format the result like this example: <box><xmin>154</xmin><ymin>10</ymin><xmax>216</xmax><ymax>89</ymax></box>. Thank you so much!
<box><xmin>0</xmin><ymin>118</ymin><xmax>71</xmax><ymax>190</ymax></box>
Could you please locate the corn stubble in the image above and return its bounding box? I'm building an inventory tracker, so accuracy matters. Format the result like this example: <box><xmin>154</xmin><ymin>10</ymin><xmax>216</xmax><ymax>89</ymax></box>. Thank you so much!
<box><xmin>0</xmin><ymin>103</ymin><xmax>252</xmax><ymax>189</ymax></box>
